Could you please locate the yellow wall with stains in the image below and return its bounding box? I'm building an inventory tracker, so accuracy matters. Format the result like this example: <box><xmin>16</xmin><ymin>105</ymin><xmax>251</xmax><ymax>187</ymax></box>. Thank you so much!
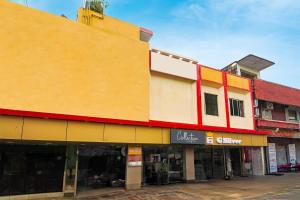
<box><xmin>0</xmin><ymin>115</ymin><xmax>170</xmax><ymax>144</ymax></box>
<box><xmin>0</xmin><ymin>1</ymin><xmax>149</xmax><ymax>122</ymax></box>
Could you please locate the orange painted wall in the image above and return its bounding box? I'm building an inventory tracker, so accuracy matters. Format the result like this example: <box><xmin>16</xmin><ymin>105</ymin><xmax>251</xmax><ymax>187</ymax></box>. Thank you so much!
<box><xmin>227</xmin><ymin>74</ymin><xmax>250</xmax><ymax>90</ymax></box>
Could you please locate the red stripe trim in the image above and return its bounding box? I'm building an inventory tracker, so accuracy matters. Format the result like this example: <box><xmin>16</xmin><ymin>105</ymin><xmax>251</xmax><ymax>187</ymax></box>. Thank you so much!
<box><xmin>197</xmin><ymin>64</ymin><xmax>203</xmax><ymax>126</ymax></box>
<box><xmin>149</xmin><ymin>50</ymin><xmax>151</xmax><ymax>69</ymax></box>
<box><xmin>0</xmin><ymin>108</ymin><xmax>270</xmax><ymax>135</ymax></box>
<box><xmin>249</xmin><ymin>79</ymin><xmax>256</xmax><ymax>130</ymax></box>
<box><xmin>0</xmin><ymin>108</ymin><xmax>150</xmax><ymax>126</ymax></box>
<box><xmin>223</xmin><ymin>72</ymin><xmax>231</xmax><ymax>128</ymax></box>
<box><xmin>200</xmin><ymin>125</ymin><xmax>269</xmax><ymax>135</ymax></box>
<box><xmin>149</xmin><ymin>120</ymin><xmax>198</xmax><ymax>129</ymax></box>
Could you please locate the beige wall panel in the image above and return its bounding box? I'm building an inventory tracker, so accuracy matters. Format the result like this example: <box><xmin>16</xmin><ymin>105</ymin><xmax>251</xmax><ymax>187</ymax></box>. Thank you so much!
<box><xmin>135</xmin><ymin>127</ymin><xmax>163</xmax><ymax>144</ymax></box>
<box><xmin>150</xmin><ymin>72</ymin><xmax>197</xmax><ymax>124</ymax></box>
<box><xmin>183</xmin><ymin>146</ymin><xmax>195</xmax><ymax>182</ymax></box>
<box><xmin>201</xmin><ymin>83</ymin><xmax>227</xmax><ymax>127</ymax></box>
<box><xmin>22</xmin><ymin>117</ymin><xmax>67</xmax><ymax>141</ymax></box>
<box><xmin>104</xmin><ymin>124</ymin><xmax>135</xmax><ymax>143</ymax></box>
<box><xmin>151</xmin><ymin>52</ymin><xmax>197</xmax><ymax>80</ymax></box>
<box><xmin>126</xmin><ymin>146</ymin><xmax>142</xmax><ymax>190</ymax></box>
<box><xmin>67</xmin><ymin>121</ymin><xmax>104</xmax><ymax>142</ymax></box>
<box><xmin>0</xmin><ymin>115</ymin><xmax>23</xmax><ymax>140</ymax></box>
<box><xmin>228</xmin><ymin>90</ymin><xmax>254</xmax><ymax>130</ymax></box>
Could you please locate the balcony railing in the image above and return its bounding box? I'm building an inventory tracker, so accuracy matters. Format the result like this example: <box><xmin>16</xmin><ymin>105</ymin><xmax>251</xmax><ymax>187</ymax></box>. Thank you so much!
<box><xmin>257</xmin><ymin>118</ymin><xmax>299</xmax><ymax>130</ymax></box>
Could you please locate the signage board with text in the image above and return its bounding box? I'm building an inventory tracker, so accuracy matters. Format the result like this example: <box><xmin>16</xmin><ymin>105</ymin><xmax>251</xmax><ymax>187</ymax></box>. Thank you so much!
<box><xmin>268</xmin><ymin>143</ymin><xmax>278</xmax><ymax>173</ymax></box>
<box><xmin>170</xmin><ymin>129</ymin><xmax>206</xmax><ymax>144</ymax></box>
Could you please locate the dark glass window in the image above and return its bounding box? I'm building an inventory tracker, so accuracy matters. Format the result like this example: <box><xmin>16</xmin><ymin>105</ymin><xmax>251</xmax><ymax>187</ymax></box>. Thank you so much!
<box><xmin>288</xmin><ymin>110</ymin><xmax>298</xmax><ymax>120</ymax></box>
<box><xmin>205</xmin><ymin>93</ymin><xmax>218</xmax><ymax>116</ymax></box>
<box><xmin>0</xmin><ymin>144</ymin><xmax>66</xmax><ymax>196</ymax></box>
<box><xmin>229</xmin><ymin>98</ymin><xmax>244</xmax><ymax>117</ymax></box>
<box><xmin>77</xmin><ymin>145</ymin><xmax>126</xmax><ymax>191</ymax></box>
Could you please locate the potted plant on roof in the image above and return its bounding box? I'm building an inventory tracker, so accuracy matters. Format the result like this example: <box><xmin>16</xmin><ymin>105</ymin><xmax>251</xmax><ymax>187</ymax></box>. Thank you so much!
<box><xmin>86</xmin><ymin>0</ymin><xmax>109</xmax><ymax>15</ymax></box>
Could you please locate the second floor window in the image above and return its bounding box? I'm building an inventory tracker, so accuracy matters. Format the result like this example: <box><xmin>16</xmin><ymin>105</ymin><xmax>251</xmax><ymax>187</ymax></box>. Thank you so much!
<box><xmin>229</xmin><ymin>98</ymin><xmax>244</xmax><ymax>117</ymax></box>
<box><xmin>205</xmin><ymin>93</ymin><xmax>218</xmax><ymax>116</ymax></box>
<box><xmin>288</xmin><ymin>110</ymin><xmax>298</xmax><ymax>121</ymax></box>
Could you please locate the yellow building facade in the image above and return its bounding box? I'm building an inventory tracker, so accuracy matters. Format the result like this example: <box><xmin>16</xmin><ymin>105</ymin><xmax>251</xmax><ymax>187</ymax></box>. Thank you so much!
<box><xmin>0</xmin><ymin>1</ymin><xmax>268</xmax><ymax>199</ymax></box>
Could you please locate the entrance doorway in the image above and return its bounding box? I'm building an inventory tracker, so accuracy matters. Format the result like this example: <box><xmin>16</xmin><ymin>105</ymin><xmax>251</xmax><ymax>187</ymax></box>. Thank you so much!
<box><xmin>194</xmin><ymin>146</ymin><xmax>225</xmax><ymax>180</ymax></box>
<box><xmin>195</xmin><ymin>146</ymin><xmax>243</xmax><ymax>181</ymax></box>
<box><xmin>77</xmin><ymin>145</ymin><xmax>126</xmax><ymax>192</ymax></box>
<box><xmin>225</xmin><ymin>148</ymin><xmax>242</xmax><ymax>177</ymax></box>
<box><xmin>143</xmin><ymin>145</ymin><xmax>184</xmax><ymax>185</ymax></box>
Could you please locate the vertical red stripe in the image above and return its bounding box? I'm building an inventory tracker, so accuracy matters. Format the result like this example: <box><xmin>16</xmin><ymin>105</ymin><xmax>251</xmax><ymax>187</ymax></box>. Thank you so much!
<box><xmin>149</xmin><ymin>50</ymin><xmax>152</xmax><ymax>69</ymax></box>
<box><xmin>196</xmin><ymin>64</ymin><xmax>203</xmax><ymax>127</ymax></box>
<box><xmin>223</xmin><ymin>72</ymin><xmax>230</xmax><ymax>128</ymax></box>
<box><xmin>249</xmin><ymin>79</ymin><xmax>256</xmax><ymax>130</ymax></box>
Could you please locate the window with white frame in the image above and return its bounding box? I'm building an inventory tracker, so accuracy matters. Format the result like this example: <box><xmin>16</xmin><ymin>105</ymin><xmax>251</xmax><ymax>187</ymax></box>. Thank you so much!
<box><xmin>229</xmin><ymin>98</ymin><xmax>244</xmax><ymax>117</ymax></box>
<box><xmin>288</xmin><ymin>110</ymin><xmax>298</xmax><ymax>121</ymax></box>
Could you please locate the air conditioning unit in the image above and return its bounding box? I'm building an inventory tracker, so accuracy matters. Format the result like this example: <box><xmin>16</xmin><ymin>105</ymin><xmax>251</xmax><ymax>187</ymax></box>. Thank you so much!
<box><xmin>262</xmin><ymin>109</ymin><xmax>272</xmax><ymax>120</ymax></box>
<box><xmin>266</xmin><ymin>102</ymin><xmax>274</xmax><ymax>110</ymax></box>
<box><xmin>254</xmin><ymin>99</ymin><xmax>258</xmax><ymax>107</ymax></box>
<box><xmin>255</xmin><ymin>107</ymin><xmax>260</xmax><ymax>117</ymax></box>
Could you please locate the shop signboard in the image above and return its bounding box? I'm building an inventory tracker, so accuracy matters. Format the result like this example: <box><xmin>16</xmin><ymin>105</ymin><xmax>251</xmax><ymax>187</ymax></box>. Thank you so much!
<box><xmin>216</xmin><ymin>137</ymin><xmax>242</xmax><ymax>145</ymax></box>
<box><xmin>128</xmin><ymin>146</ymin><xmax>142</xmax><ymax>167</ymax></box>
<box><xmin>268</xmin><ymin>143</ymin><xmax>278</xmax><ymax>173</ymax></box>
<box><xmin>288</xmin><ymin>144</ymin><xmax>296</xmax><ymax>166</ymax></box>
<box><xmin>170</xmin><ymin>129</ymin><xmax>206</xmax><ymax>144</ymax></box>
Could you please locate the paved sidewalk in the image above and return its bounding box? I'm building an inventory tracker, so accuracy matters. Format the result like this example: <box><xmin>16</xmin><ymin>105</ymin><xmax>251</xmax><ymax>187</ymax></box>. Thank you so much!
<box><xmin>70</xmin><ymin>173</ymin><xmax>300</xmax><ymax>200</ymax></box>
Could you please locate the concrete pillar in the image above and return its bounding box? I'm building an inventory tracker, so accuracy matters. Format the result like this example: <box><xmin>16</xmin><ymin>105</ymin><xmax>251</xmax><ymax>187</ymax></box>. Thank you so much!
<box><xmin>183</xmin><ymin>145</ymin><xmax>196</xmax><ymax>183</ymax></box>
<box><xmin>126</xmin><ymin>145</ymin><xmax>142</xmax><ymax>190</ymax></box>
<box><xmin>261</xmin><ymin>147</ymin><xmax>266</xmax><ymax>175</ymax></box>
<box><xmin>63</xmin><ymin>144</ymin><xmax>78</xmax><ymax>197</ymax></box>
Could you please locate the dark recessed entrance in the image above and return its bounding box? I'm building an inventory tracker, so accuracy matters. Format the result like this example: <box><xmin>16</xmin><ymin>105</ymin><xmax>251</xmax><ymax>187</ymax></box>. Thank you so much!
<box><xmin>77</xmin><ymin>145</ymin><xmax>126</xmax><ymax>192</ymax></box>
<box><xmin>143</xmin><ymin>145</ymin><xmax>184</xmax><ymax>185</ymax></box>
<box><xmin>194</xmin><ymin>146</ymin><xmax>243</xmax><ymax>180</ymax></box>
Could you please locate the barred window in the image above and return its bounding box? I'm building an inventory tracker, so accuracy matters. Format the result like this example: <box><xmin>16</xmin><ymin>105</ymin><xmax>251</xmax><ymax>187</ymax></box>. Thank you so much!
<box><xmin>205</xmin><ymin>93</ymin><xmax>218</xmax><ymax>116</ymax></box>
<box><xmin>229</xmin><ymin>98</ymin><xmax>244</xmax><ymax>117</ymax></box>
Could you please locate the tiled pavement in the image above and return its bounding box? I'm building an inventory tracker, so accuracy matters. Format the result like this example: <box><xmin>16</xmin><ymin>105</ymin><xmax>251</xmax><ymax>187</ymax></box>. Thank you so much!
<box><xmin>73</xmin><ymin>173</ymin><xmax>300</xmax><ymax>200</ymax></box>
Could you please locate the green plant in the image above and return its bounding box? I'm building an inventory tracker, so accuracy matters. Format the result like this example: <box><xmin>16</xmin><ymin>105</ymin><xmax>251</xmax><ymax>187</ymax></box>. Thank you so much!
<box><xmin>88</xmin><ymin>0</ymin><xmax>109</xmax><ymax>14</ymax></box>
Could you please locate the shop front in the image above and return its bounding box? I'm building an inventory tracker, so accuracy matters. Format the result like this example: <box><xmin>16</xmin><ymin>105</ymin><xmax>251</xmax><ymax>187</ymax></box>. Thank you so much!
<box><xmin>143</xmin><ymin>129</ymin><xmax>206</xmax><ymax>185</ymax></box>
<box><xmin>76</xmin><ymin>144</ymin><xmax>127</xmax><ymax>192</ymax></box>
<box><xmin>0</xmin><ymin>142</ymin><xmax>66</xmax><ymax>197</ymax></box>
<box><xmin>194</xmin><ymin>132</ymin><xmax>267</xmax><ymax>181</ymax></box>
<box><xmin>143</xmin><ymin>145</ymin><xmax>184</xmax><ymax>185</ymax></box>
<box><xmin>267</xmin><ymin>136</ymin><xmax>300</xmax><ymax>173</ymax></box>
